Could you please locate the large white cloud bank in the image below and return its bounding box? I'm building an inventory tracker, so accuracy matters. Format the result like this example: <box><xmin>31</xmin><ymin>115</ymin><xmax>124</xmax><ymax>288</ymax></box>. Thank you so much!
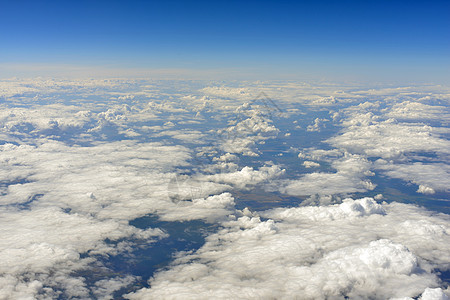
<box><xmin>128</xmin><ymin>198</ymin><xmax>450</xmax><ymax>299</ymax></box>
<box><xmin>0</xmin><ymin>78</ymin><xmax>449</xmax><ymax>299</ymax></box>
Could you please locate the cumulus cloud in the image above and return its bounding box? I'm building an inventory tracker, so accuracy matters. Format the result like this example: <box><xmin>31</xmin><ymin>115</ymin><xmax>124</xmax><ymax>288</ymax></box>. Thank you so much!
<box><xmin>327</xmin><ymin>98</ymin><xmax>450</xmax><ymax>195</ymax></box>
<box><xmin>201</xmin><ymin>165</ymin><xmax>285</xmax><ymax>189</ymax></box>
<box><xmin>329</xmin><ymin>114</ymin><xmax>450</xmax><ymax>159</ymax></box>
<box><xmin>302</xmin><ymin>160</ymin><xmax>320</xmax><ymax>168</ymax></box>
<box><xmin>278</xmin><ymin>154</ymin><xmax>376</xmax><ymax>196</ymax></box>
<box><xmin>216</xmin><ymin>107</ymin><xmax>279</xmax><ymax>156</ymax></box>
<box><xmin>0</xmin><ymin>205</ymin><xmax>166</xmax><ymax>299</ymax></box>
<box><xmin>418</xmin><ymin>185</ymin><xmax>436</xmax><ymax>194</ymax></box>
<box><xmin>385</xmin><ymin>101</ymin><xmax>449</xmax><ymax>121</ymax></box>
<box><xmin>1</xmin><ymin>78</ymin><xmax>449</xmax><ymax>299</ymax></box>
<box><xmin>200</xmin><ymin>86</ymin><xmax>254</xmax><ymax>100</ymax></box>
<box><xmin>127</xmin><ymin>197</ymin><xmax>450</xmax><ymax>299</ymax></box>
<box><xmin>375</xmin><ymin>161</ymin><xmax>450</xmax><ymax>193</ymax></box>
<box><xmin>0</xmin><ymin>138</ymin><xmax>193</xmax><ymax>297</ymax></box>
<box><xmin>154</xmin><ymin>129</ymin><xmax>206</xmax><ymax>142</ymax></box>
<box><xmin>0</xmin><ymin>79</ymin><xmax>289</xmax><ymax>298</ymax></box>
<box><xmin>307</xmin><ymin>117</ymin><xmax>328</xmax><ymax>132</ymax></box>
<box><xmin>158</xmin><ymin>192</ymin><xmax>236</xmax><ymax>222</ymax></box>
<box><xmin>420</xmin><ymin>288</ymin><xmax>450</xmax><ymax>300</ymax></box>
<box><xmin>0</xmin><ymin>104</ymin><xmax>92</xmax><ymax>131</ymax></box>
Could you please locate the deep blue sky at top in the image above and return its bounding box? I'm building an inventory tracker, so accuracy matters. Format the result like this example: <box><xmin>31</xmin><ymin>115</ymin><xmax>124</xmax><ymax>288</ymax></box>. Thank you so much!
<box><xmin>1</xmin><ymin>0</ymin><xmax>449</xmax><ymax>81</ymax></box>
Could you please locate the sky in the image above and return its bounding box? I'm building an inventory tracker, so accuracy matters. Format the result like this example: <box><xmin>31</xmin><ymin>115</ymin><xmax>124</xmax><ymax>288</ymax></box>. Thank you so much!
<box><xmin>1</xmin><ymin>0</ymin><xmax>449</xmax><ymax>82</ymax></box>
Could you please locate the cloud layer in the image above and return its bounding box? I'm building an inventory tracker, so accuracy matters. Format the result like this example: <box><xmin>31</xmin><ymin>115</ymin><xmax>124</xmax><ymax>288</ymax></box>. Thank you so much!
<box><xmin>128</xmin><ymin>198</ymin><xmax>450</xmax><ymax>299</ymax></box>
<box><xmin>0</xmin><ymin>78</ymin><xmax>448</xmax><ymax>298</ymax></box>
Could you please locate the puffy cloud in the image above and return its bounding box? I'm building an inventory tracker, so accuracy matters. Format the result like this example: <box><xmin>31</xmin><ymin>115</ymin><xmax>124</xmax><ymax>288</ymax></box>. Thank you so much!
<box><xmin>0</xmin><ymin>132</ymin><xmax>247</xmax><ymax>297</ymax></box>
<box><xmin>375</xmin><ymin>161</ymin><xmax>450</xmax><ymax>193</ymax></box>
<box><xmin>0</xmin><ymin>102</ymin><xmax>161</xmax><ymax>145</ymax></box>
<box><xmin>306</xmin><ymin>117</ymin><xmax>328</xmax><ymax>132</ymax></box>
<box><xmin>302</xmin><ymin>160</ymin><xmax>320</xmax><ymax>168</ymax></box>
<box><xmin>329</xmin><ymin>115</ymin><xmax>450</xmax><ymax>160</ymax></box>
<box><xmin>199</xmin><ymin>86</ymin><xmax>254</xmax><ymax>101</ymax></box>
<box><xmin>1</xmin><ymin>78</ymin><xmax>449</xmax><ymax>299</ymax></box>
<box><xmin>158</xmin><ymin>192</ymin><xmax>236</xmax><ymax>222</ymax></box>
<box><xmin>421</xmin><ymin>288</ymin><xmax>450</xmax><ymax>300</ymax></box>
<box><xmin>0</xmin><ymin>86</ymin><xmax>286</xmax><ymax>297</ymax></box>
<box><xmin>0</xmin><ymin>205</ymin><xmax>166</xmax><ymax>299</ymax></box>
<box><xmin>216</xmin><ymin>108</ymin><xmax>279</xmax><ymax>156</ymax></box>
<box><xmin>278</xmin><ymin>154</ymin><xmax>376</xmax><ymax>196</ymax></box>
<box><xmin>0</xmin><ymin>104</ymin><xmax>94</xmax><ymax>140</ymax></box>
<box><xmin>279</xmin><ymin>172</ymin><xmax>372</xmax><ymax>196</ymax></box>
<box><xmin>385</xmin><ymin>101</ymin><xmax>449</xmax><ymax>121</ymax></box>
<box><xmin>0</xmin><ymin>139</ymin><xmax>192</xmax><ymax>297</ymax></box>
<box><xmin>127</xmin><ymin>198</ymin><xmax>450</xmax><ymax>299</ymax></box>
<box><xmin>154</xmin><ymin>129</ymin><xmax>205</xmax><ymax>142</ymax></box>
<box><xmin>327</xmin><ymin>98</ymin><xmax>450</xmax><ymax>195</ymax></box>
<box><xmin>92</xmin><ymin>276</ymin><xmax>137</xmax><ymax>300</ymax></box>
<box><xmin>418</xmin><ymin>185</ymin><xmax>436</xmax><ymax>194</ymax></box>
<box><xmin>264</xmin><ymin>197</ymin><xmax>386</xmax><ymax>221</ymax></box>
<box><xmin>201</xmin><ymin>165</ymin><xmax>285</xmax><ymax>189</ymax></box>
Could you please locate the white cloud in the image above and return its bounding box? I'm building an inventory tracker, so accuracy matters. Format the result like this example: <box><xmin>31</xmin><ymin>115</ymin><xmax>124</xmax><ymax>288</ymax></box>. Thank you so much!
<box><xmin>158</xmin><ymin>192</ymin><xmax>236</xmax><ymax>222</ymax></box>
<box><xmin>307</xmin><ymin>117</ymin><xmax>328</xmax><ymax>132</ymax></box>
<box><xmin>127</xmin><ymin>198</ymin><xmax>450</xmax><ymax>299</ymax></box>
<box><xmin>303</xmin><ymin>160</ymin><xmax>320</xmax><ymax>168</ymax></box>
<box><xmin>326</xmin><ymin>98</ymin><xmax>450</xmax><ymax>195</ymax></box>
<box><xmin>154</xmin><ymin>129</ymin><xmax>205</xmax><ymax>142</ymax></box>
<box><xmin>0</xmin><ymin>205</ymin><xmax>166</xmax><ymax>299</ymax></box>
<box><xmin>1</xmin><ymin>78</ymin><xmax>449</xmax><ymax>299</ymax></box>
<box><xmin>201</xmin><ymin>165</ymin><xmax>285</xmax><ymax>189</ymax></box>
<box><xmin>216</xmin><ymin>107</ymin><xmax>279</xmax><ymax>156</ymax></box>
<box><xmin>418</xmin><ymin>185</ymin><xmax>436</xmax><ymax>194</ymax></box>
<box><xmin>375</xmin><ymin>161</ymin><xmax>450</xmax><ymax>193</ymax></box>
<box><xmin>386</xmin><ymin>101</ymin><xmax>449</xmax><ymax>121</ymax></box>
<box><xmin>0</xmin><ymin>92</ymin><xmax>287</xmax><ymax>297</ymax></box>
<box><xmin>421</xmin><ymin>288</ymin><xmax>450</xmax><ymax>300</ymax></box>
<box><xmin>278</xmin><ymin>154</ymin><xmax>376</xmax><ymax>196</ymax></box>
<box><xmin>200</xmin><ymin>86</ymin><xmax>253</xmax><ymax>100</ymax></box>
<box><xmin>93</xmin><ymin>276</ymin><xmax>137</xmax><ymax>300</ymax></box>
<box><xmin>0</xmin><ymin>104</ymin><xmax>93</xmax><ymax>133</ymax></box>
<box><xmin>264</xmin><ymin>197</ymin><xmax>386</xmax><ymax>220</ymax></box>
<box><xmin>0</xmin><ymin>138</ymin><xmax>199</xmax><ymax>297</ymax></box>
<box><xmin>329</xmin><ymin>115</ymin><xmax>450</xmax><ymax>159</ymax></box>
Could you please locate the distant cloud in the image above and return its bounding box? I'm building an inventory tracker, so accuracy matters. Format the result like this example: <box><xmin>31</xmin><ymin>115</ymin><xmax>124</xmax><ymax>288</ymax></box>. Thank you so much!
<box><xmin>320</xmin><ymin>96</ymin><xmax>450</xmax><ymax>195</ymax></box>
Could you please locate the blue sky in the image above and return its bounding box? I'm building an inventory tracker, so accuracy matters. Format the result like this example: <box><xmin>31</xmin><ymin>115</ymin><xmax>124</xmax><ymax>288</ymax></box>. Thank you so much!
<box><xmin>1</xmin><ymin>0</ymin><xmax>449</xmax><ymax>82</ymax></box>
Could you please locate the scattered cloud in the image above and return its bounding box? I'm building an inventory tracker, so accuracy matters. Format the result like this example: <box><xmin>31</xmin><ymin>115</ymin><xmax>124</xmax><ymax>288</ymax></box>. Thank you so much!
<box><xmin>0</xmin><ymin>78</ymin><xmax>448</xmax><ymax>299</ymax></box>
<box><xmin>128</xmin><ymin>198</ymin><xmax>450</xmax><ymax>299</ymax></box>
<box><xmin>278</xmin><ymin>154</ymin><xmax>376</xmax><ymax>196</ymax></box>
